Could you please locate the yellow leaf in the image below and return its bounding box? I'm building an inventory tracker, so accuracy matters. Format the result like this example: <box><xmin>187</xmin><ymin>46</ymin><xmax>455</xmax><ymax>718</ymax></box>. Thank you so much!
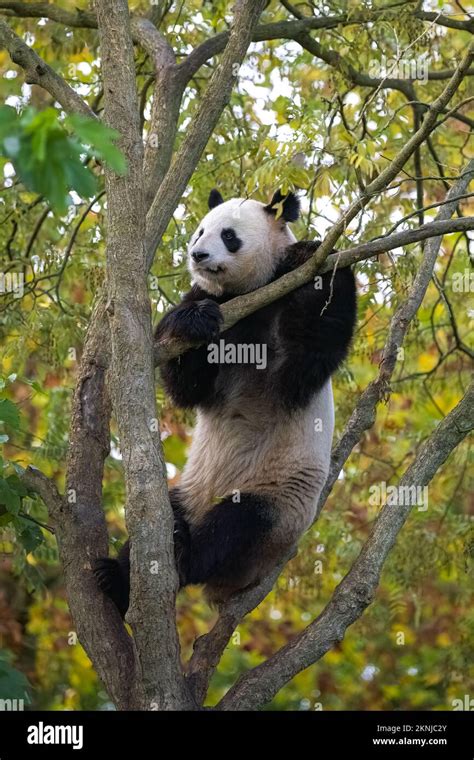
<box><xmin>436</xmin><ymin>633</ymin><xmax>451</xmax><ymax>647</ymax></box>
<box><xmin>417</xmin><ymin>352</ymin><xmax>437</xmax><ymax>372</ymax></box>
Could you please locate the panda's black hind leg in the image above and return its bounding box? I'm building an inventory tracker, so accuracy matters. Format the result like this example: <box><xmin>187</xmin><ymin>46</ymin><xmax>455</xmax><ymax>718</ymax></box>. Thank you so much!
<box><xmin>94</xmin><ymin>491</ymin><xmax>276</xmax><ymax>616</ymax></box>
<box><xmin>181</xmin><ymin>493</ymin><xmax>276</xmax><ymax>588</ymax></box>
<box><xmin>94</xmin><ymin>488</ymin><xmax>190</xmax><ymax>618</ymax></box>
<box><xmin>93</xmin><ymin>542</ymin><xmax>130</xmax><ymax>619</ymax></box>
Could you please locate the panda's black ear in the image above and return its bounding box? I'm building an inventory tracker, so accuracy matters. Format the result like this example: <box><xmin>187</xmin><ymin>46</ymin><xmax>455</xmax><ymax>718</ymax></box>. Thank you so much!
<box><xmin>264</xmin><ymin>190</ymin><xmax>300</xmax><ymax>222</ymax></box>
<box><xmin>208</xmin><ymin>189</ymin><xmax>224</xmax><ymax>209</ymax></box>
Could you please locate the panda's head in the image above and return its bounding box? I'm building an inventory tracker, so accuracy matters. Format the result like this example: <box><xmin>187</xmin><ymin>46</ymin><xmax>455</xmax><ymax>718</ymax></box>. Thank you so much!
<box><xmin>187</xmin><ymin>189</ymin><xmax>300</xmax><ymax>296</ymax></box>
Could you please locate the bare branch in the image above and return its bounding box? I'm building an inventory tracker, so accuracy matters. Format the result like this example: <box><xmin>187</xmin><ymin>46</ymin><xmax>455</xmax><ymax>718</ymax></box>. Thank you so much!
<box><xmin>20</xmin><ymin>465</ymin><xmax>63</xmax><ymax>520</ymax></box>
<box><xmin>428</xmin><ymin>67</ymin><xmax>474</xmax><ymax>80</ymax></box>
<box><xmin>130</xmin><ymin>16</ymin><xmax>175</xmax><ymax>66</ymax></box>
<box><xmin>384</xmin><ymin>192</ymin><xmax>474</xmax><ymax>237</ymax></box>
<box><xmin>131</xmin><ymin>17</ymin><xmax>182</xmax><ymax>208</ymax></box>
<box><xmin>218</xmin><ymin>381</ymin><xmax>474</xmax><ymax>710</ymax></box>
<box><xmin>0</xmin><ymin>1</ymin><xmax>97</xmax><ymax>27</ymax></box>
<box><xmin>2</xmin><ymin>1</ymin><xmax>472</xmax><ymax>34</ymax></box>
<box><xmin>0</xmin><ymin>19</ymin><xmax>95</xmax><ymax>117</ymax></box>
<box><xmin>317</xmin><ymin>159</ymin><xmax>474</xmax><ymax>513</ymax></box>
<box><xmin>417</xmin><ymin>10</ymin><xmax>474</xmax><ymax>32</ymax></box>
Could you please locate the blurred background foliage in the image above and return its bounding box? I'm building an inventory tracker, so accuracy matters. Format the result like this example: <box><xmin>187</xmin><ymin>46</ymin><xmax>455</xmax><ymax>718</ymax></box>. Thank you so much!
<box><xmin>0</xmin><ymin>0</ymin><xmax>472</xmax><ymax>710</ymax></box>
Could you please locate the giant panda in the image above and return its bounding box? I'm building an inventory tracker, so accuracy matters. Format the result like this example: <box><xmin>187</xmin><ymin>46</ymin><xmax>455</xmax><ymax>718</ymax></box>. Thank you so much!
<box><xmin>94</xmin><ymin>189</ymin><xmax>357</xmax><ymax>617</ymax></box>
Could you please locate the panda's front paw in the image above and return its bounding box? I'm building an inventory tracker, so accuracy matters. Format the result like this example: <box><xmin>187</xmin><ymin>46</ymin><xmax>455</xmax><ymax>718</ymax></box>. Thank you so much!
<box><xmin>161</xmin><ymin>299</ymin><xmax>223</xmax><ymax>343</ymax></box>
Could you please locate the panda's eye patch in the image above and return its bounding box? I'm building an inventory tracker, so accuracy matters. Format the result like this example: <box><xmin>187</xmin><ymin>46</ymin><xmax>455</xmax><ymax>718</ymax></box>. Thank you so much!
<box><xmin>221</xmin><ymin>228</ymin><xmax>242</xmax><ymax>253</ymax></box>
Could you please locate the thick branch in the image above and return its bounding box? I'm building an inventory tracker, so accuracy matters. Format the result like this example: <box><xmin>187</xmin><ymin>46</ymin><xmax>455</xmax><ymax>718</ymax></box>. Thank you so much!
<box><xmin>132</xmin><ymin>17</ymin><xmax>182</xmax><ymax>208</ymax></box>
<box><xmin>95</xmin><ymin>0</ymin><xmax>192</xmax><ymax>711</ymax></box>
<box><xmin>2</xmin><ymin>2</ymin><xmax>472</xmax><ymax>34</ymax></box>
<box><xmin>418</xmin><ymin>10</ymin><xmax>474</xmax><ymax>32</ymax></box>
<box><xmin>186</xmin><ymin>552</ymin><xmax>293</xmax><ymax>706</ymax></box>
<box><xmin>0</xmin><ymin>19</ymin><xmax>95</xmax><ymax>116</ymax></box>
<box><xmin>145</xmin><ymin>0</ymin><xmax>269</xmax><ymax>267</ymax></box>
<box><xmin>63</xmin><ymin>297</ymin><xmax>139</xmax><ymax>710</ymax></box>
<box><xmin>219</xmin><ymin>381</ymin><xmax>474</xmax><ymax>710</ymax></box>
<box><xmin>0</xmin><ymin>1</ymin><xmax>97</xmax><ymax>27</ymax></box>
<box><xmin>154</xmin><ymin>215</ymin><xmax>474</xmax><ymax>365</ymax></box>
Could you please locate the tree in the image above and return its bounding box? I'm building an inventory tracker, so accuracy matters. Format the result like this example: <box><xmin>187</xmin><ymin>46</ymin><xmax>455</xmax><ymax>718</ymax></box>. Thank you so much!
<box><xmin>0</xmin><ymin>1</ymin><xmax>473</xmax><ymax>711</ymax></box>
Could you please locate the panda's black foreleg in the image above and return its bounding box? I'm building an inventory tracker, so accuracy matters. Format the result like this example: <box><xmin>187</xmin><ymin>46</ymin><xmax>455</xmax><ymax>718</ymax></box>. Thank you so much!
<box><xmin>273</xmin><ymin>265</ymin><xmax>357</xmax><ymax>410</ymax></box>
<box><xmin>178</xmin><ymin>493</ymin><xmax>275</xmax><ymax>587</ymax></box>
<box><xmin>93</xmin><ymin>488</ymin><xmax>190</xmax><ymax>619</ymax></box>
<box><xmin>155</xmin><ymin>296</ymin><xmax>223</xmax><ymax>409</ymax></box>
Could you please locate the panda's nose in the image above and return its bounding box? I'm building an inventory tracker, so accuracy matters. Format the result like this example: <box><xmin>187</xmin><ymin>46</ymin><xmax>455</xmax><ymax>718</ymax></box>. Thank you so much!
<box><xmin>192</xmin><ymin>250</ymin><xmax>210</xmax><ymax>263</ymax></box>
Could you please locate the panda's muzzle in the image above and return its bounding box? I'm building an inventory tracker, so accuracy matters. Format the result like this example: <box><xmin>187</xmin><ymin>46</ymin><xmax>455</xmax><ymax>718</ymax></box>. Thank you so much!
<box><xmin>191</xmin><ymin>250</ymin><xmax>224</xmax><ymax>274</ymax></box>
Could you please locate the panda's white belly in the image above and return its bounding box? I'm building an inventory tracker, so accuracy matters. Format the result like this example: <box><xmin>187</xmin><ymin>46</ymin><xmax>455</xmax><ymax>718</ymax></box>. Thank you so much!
<box><xmin>179</xmin><ymin>379</ymin><xmax>334</xmax><ymax>525</ymax></box>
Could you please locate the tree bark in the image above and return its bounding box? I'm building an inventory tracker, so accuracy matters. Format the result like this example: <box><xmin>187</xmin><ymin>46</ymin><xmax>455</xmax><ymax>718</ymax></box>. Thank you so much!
<box><xmin>94</xmin><ymin>0</ymin><xmax>193</xmax><ymax>710</ymax></box>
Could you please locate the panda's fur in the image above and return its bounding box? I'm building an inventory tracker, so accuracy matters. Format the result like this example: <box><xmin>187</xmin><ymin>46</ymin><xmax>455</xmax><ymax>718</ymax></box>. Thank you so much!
<box><xmin>94</xmin><ymin>189</ymin><xmax>357</xmax><ymax>616</ymax></box>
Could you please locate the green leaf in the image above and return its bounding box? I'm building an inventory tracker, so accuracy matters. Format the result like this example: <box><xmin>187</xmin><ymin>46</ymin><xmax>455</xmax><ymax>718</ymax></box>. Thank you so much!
<box><xmin>6</xmin><ymin>474</ymin><xmax>27</xmax><ymax>498</ymax></box>
<box><xmin>63</xmin><ymin>149</ymin><xmax>98</xmax><ymax>197</ymax></box>
<box><xmin>0</xmin><ymin>399</ymin><xmax>20</xmax><ymax>430</ymax></box>
<box><xmin>67</xmin><ymin>114</ymin><xmax>127</xmax><ymax>175</ymax></box>
<box><xmin>0</xmin><ymin>106</ymin><xmax>102</xmax><ymax>211</ymax></box>
<box><xmin>0</xmin><ymin>478</ymin><xmax>21</xmax><ymax>514</ymax></box>
<box><xmin>15</xmin><ymin>517</ymin><xmax>44</xmax><ymax>554</ymax></box>
<box><xmin>0</xmin><ymin>105</ymin><xmax>19</xmax><ymax>142</ymax></box>
<box><xmin>0</xmin><ymin>651</ymin><xmax>31</xmax><ymax>701</ymax></box>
